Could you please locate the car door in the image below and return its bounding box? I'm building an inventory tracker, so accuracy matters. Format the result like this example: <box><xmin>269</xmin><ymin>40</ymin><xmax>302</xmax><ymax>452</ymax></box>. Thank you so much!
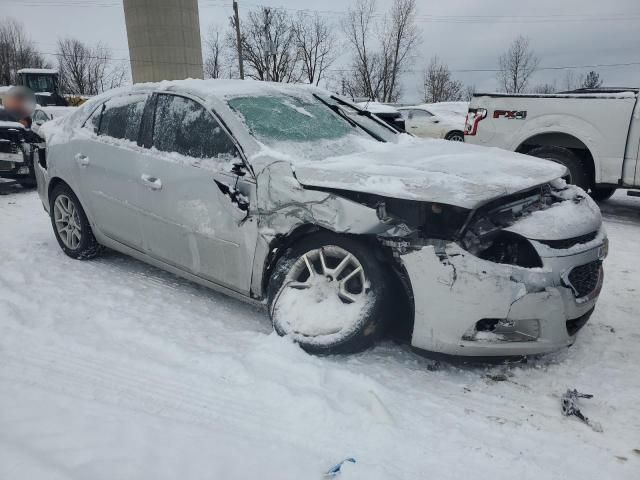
<box><xmin>72</xmin><ymin>93</ymin><xmax>149</xmax><ymax>249</ymax></box>
<box><xmin>403</xmin><ymin>109</ymin><xmax>438</xmax><ymax>138</ymax></box>
<box><xmin>136</xmin><ymin>92</ymin><xmax>258</xmax><ymax>294</ymax></box>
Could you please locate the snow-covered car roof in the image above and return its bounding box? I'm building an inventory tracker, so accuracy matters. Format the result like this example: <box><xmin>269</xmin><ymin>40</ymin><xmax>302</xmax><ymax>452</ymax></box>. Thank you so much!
<box><xmin>355</xmin><ymin>102</ymin><xmax>400</xmax><ymax>115</ymax></box>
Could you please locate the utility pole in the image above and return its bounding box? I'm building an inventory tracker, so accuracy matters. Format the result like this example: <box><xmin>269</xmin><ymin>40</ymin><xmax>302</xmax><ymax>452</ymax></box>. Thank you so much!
<box><xmin>233</xmin><ymin>1</ymin><xmax>244</xmax><ymax>80</ymax></box>
<box><xmin>264</xmin><ymin>8</ymin><xmax>271</xmax><ymax>81</ymax></box>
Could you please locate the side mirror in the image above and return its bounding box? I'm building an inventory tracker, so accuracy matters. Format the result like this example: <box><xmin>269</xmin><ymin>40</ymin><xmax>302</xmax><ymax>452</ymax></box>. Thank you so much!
<box><xmin>214</xmin><ymin>179</ymin><xmax>249</xmax><ymax>212</ymax></box>
<box><xmin>231</xmin><ymin>160</ymin><xmax>247</xmax><ymax>177</ymax></box>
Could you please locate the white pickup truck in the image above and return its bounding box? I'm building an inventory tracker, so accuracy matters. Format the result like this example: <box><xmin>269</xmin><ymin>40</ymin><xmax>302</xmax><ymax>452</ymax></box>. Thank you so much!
<box><xmin>464</xmin><ymin>88</ymin><xmax>640</xmax><ymax>200</ymax></box>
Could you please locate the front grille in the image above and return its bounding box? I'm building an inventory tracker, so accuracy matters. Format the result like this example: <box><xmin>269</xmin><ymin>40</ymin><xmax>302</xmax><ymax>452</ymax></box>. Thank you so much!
<box><xmin>537</xmin><ymin>231</ymin><xmax>598</xmax><ymax>249</ymax></box>
<box><xmin>567</xmin><ymin>261</ymin><xmax>602</xmax><ymax>298</ymax></box>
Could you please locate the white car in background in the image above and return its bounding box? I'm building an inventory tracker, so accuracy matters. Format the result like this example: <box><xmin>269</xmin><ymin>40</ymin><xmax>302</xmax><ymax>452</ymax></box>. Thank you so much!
<box><xmin>399</xmin><ymin>102</ymin><xmax>467</xmax><ymax>141</ymax></box>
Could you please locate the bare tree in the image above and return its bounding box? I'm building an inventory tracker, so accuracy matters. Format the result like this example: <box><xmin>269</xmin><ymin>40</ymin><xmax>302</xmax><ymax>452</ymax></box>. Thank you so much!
<box><xmin>228</xmin><ymin>7</ymin><xmax>301</xmax><ymax>82</ymax></box>
<box><xmin>203</xmin><ymin>25</ymin><xmax>226</xmax><ymax>79</ymax></box>
<box><xmin>293</xmin><ymin>12</ymin><xmax>337</xmax><ymax>86</ymax></box>
<box><xmin>0</xmin><ymin>18</ymin><xmax>49</xmax><ymax>86</ymax></box>
<box><xmin>341</xmin><ymin>0</ymin><xmax>381</xmax><ymax>99</ymax></box>
<box><xmin>497</xmin><ymin>35</ymin><xmax>540</xmax><ymax>93</ymax></box>
<box><xmin>342</xmin><ymin>0</ymin><xmax>419</xmax><ymax>102</ymax></box>
<box><xmin>421</xmin><ymin>56</ymin><xmax>463</xmax><ymax>103</ymax></box>
<box><xmin>464</xmin><ymin>84</ymin><xmax>476</xmax><ymax>101</ymax></box>
<box><xmin>56</xmin><ymin>38</ymin><xmax>127</xmax><ymax>95</ymax></box>
<box><xmin>531</xmin><ymin>82</ymin><xmax>557</xmax><ymax>94</ymax></box>
<box><xmin>379</xmin><ymin>0</ymin><xmax>420</xmax><ymax>102</ymax></box>
<box><xmin>582</xmin><ymin>70</ymin><xmax>602</xmax><ymax>89</ymax></box>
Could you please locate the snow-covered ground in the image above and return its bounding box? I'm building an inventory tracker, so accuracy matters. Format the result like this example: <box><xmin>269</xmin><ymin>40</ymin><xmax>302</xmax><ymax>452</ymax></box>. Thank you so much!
<box><xmin>1</xmin><ymin>184</ymin><xmax>639</xmax><ymax>479</ymax></box>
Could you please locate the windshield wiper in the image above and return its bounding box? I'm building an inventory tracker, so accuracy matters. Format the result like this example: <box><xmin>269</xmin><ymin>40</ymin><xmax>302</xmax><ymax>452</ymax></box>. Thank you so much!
<box><xmin>313</xmin><ymin>94</ymin><xmax>386</xmax><ymax>142</ymax></box>
<box><xmin>329</xmin><ymin>95</ymin><xmax>398</xmax><ymax>134</ymax></box>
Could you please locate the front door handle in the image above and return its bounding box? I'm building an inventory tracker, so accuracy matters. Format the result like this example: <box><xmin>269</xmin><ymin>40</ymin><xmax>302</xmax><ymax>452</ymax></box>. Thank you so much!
<box><xmin>75</xmin><ymin>153</ymin><xmax>89</xmax><ymax>167</ymax></box>
<box><xmin>141</xmin><ymin>174</ymin><xmax>162</xmax><ymax>190</ymax></box>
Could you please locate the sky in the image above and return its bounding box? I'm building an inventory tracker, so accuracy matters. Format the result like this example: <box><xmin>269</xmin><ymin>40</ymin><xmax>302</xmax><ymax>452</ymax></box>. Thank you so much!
<box><xmin>3</xmin><ymin>0</ymin><xmax>640</xmax><ymax>102</ymax></box>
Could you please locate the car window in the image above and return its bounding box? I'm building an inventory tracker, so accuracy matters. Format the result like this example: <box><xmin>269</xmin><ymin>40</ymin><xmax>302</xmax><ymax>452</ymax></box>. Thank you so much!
<box><xmin>153</xmin><ymin>94</ymin><xmax>239</xmax><ymax>160</ymax></box>
<box><xmin>34</xmin><ymin>110</ymin><xmax>48</xmax><ymax>122</ymax></box>
<box><xmin>412</xmin><ymin>109</ymin><xmax>432</xmax><ymax>118</ymax></box>
<box><xmin>97</xmin><ymin>94</ymin><xmax>148</xmax><ymax>142</ymax></box>
<box><xmin>228</xmin><ymin>95</ymin><xmax>352</xmax><ymax>143</ymax></box>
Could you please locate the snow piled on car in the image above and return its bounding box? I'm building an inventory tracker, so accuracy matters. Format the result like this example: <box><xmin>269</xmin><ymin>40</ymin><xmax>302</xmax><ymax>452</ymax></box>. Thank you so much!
<box><xmin>293</xmin><ymin>139</ymin><xmax>567</xmax><ymax>209</ymax></box>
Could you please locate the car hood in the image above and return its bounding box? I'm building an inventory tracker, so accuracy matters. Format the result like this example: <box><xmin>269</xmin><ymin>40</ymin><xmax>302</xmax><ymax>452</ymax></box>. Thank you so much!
<box><xmin>293</xmin><ymin>139</ymin><xmax>567</xmax><ymax>209</ymax></box>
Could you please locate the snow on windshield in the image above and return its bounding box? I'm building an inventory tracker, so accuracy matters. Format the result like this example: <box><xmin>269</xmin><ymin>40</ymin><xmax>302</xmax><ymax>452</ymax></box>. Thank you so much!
<box><xmin>227</xmin><ymin>94</ymin><xmax>381</xmax><ymax>161</ymax></box>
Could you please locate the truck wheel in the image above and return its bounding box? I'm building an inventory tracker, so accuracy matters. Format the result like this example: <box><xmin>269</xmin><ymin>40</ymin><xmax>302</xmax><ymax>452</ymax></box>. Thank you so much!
<box><xmin>589</xmin><ymin>187</ymin><xmax>616</xmax><ymax>202</ymax></box>
<box><xmin>50</xmin><ymin>183</ymin><xmax>103</xmax><ymax>260</ymax></box>
<box><xmin>527</xmin><ymin>146</ymin><xmax>590</xmax><ymax>191</ymax></box>
<box><xmin>267</xmin><ymin>233</ymin><xmax>391</xmax><ymax>355</ymax></box>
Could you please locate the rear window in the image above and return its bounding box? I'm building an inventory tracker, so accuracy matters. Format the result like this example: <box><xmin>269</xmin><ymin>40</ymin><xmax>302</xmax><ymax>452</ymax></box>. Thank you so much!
<box><xmin>97</xmin><ymin>94</ymin><xmax>148</xmax><ymax>142</ymax></box>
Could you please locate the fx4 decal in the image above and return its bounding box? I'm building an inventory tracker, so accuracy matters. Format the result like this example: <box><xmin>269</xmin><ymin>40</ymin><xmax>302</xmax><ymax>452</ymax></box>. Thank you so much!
<box><xmin>493</xmin><ymin>110</ymin><xmax>527</xmax><ymax>119</ymax></box>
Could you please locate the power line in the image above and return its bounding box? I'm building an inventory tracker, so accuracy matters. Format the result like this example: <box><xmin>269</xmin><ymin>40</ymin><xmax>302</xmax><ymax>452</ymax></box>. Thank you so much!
<box><xmin>7</xmin><ymin>0</ymin><xmax>640</xmax><ymax>23</ymax></box>
<box><xmin>329</xmin><ymin>62</ymin><xmax>640</xmax><ymax>74</ymax></box>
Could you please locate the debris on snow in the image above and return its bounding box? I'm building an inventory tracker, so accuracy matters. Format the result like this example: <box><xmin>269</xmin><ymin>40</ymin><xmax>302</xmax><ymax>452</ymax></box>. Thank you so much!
<box><xmin>325</xmin><ymin>458</ymin><xmax>356</xmax><ymax>477</ymax></box>
<box><xmin>561</xmin><ymin>389</ymin><xmax>603</xmax><ymax>432</ymax></box>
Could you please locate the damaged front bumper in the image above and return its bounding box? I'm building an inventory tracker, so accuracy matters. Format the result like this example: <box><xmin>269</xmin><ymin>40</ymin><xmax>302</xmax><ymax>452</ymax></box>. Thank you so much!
<box><xmin>402</xmin><ymin>229</ymin><xmax>607</xmax><ymax>357</ymax></box>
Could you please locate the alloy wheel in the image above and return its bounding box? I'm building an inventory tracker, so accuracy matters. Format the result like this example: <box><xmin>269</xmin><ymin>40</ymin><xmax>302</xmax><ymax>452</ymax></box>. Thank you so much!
<box><xmin>53</xmin><ymin>194</ymin><xmax>82</xmax><ymax>250</ymax></box>
<box><xmin>275</xmin><ymin>245</ymin><xmax>369</xmax><ymax>338</ymax></box>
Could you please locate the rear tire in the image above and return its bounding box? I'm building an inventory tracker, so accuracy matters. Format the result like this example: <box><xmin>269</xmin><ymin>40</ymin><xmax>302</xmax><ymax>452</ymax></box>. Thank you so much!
<box><xmin>589</xmin><ymin>187</ymin><xmax>616</xmax><ymax>202</ymax></box>
<box><xmin>267</xmin><ymin>233</ymin><xmax>391</xmax><ymax>355</ymax></box>
<box><xmin>50</xmin><ymin>183</ymin><xmax>102</xmax><ymax>260</ymax></box>
<box><xmin>527</xmin><ymin>146</ymin><xmax>590</xmax><ymax>191</ymax></box>
<box><xmin>445</xmin><ymin>130</ymin><xmax>465</xmax><ymax>142</ymax></box>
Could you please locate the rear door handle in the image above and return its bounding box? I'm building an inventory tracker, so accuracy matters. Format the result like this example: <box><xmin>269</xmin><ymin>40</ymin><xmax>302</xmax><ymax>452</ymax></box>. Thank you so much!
<box><xmin>141</xmin><ymin>174</ymin><xmax>162</xmax><ymax>190</ymax></box>
<box><xmin>75</xmin><ymin>153</ymin><xmax>89</xmax><ymax>167</ymax></box>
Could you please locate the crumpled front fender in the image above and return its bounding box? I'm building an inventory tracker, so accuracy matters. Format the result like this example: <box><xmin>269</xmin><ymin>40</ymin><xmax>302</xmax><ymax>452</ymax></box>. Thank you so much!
<box><xmin>249</xmin><ymin>161</ymin><xmax>389</xmax><ymax>298</ymax></box>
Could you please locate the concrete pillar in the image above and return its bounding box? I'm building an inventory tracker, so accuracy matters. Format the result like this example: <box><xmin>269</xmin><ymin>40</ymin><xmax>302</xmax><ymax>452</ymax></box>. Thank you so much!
<box><xmin>123</xmin><ymin>0</ymin><xmax>204</xmax><ymax>83</ymax></box>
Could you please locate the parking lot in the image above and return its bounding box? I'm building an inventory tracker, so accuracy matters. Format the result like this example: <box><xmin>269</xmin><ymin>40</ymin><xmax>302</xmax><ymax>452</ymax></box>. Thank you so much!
<box><xmin>1</xmin><ymin>181</ymin><xmax>639</xmax><ymax>479</ymax></box>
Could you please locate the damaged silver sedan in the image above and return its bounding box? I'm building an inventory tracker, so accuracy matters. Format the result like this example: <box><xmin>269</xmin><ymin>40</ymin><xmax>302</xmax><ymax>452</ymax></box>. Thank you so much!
<box><xmin>36</xmin><ymin>80</ymin><xmax>607</xmax><ymax>357</ymax></box>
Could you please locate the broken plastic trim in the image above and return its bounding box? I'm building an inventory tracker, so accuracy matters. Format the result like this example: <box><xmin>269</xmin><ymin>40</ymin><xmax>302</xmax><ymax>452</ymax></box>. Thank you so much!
<box><xmin>462</xmin><ymin>318</ymin><xmax>541</xmax><ymax>343</ymax></box>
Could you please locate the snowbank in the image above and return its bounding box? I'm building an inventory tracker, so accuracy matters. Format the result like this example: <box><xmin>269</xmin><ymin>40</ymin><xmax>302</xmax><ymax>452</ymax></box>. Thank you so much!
<box><xmin>0</xmin><ymin>189</ymin><xmax>639</xmax><ymax>479</ymax></box>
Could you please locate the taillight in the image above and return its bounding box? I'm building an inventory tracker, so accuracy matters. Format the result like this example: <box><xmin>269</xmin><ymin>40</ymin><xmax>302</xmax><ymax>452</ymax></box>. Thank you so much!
<box><xmin>464</xmin><ymin>108</ymin><xmax>487</xmax><ymax>136</ymax></box>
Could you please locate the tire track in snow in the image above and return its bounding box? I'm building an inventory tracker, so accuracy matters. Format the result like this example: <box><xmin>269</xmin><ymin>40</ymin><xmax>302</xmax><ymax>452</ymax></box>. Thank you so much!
<box><xmin>0</xmin><ymin>335</ymin><xmax>406</xmax><ymax>470</ymax></box>
<box><xmin>1</xmin><ymin>342</ymin><xmax>309</xmax><ymax>444</ymax></box>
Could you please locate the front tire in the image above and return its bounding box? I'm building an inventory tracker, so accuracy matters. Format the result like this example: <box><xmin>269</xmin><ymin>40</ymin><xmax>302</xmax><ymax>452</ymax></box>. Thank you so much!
<box><xmin>267</xmin><ymin>233</ymin><xmax>391</xmax><ymax>355</ymax></box>
<box><xmin>50</xmin><ymin>183</ymin><xmax>102</xmax><ymax>260</ymax></box>
<box><xmin>527</xmin><ymin>146</ymin><xmax>590</xmax><ymax>191</ymax></box>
